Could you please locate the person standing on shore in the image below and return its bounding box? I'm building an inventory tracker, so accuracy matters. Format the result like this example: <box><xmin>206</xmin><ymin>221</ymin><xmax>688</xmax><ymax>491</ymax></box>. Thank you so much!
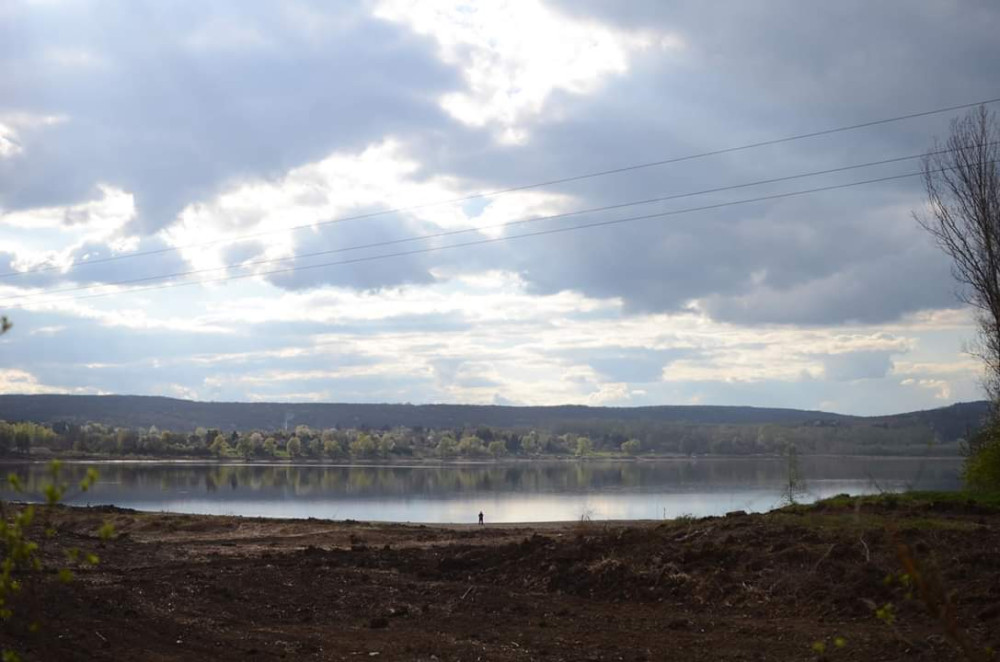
<box><xmin>478</xmin><ymin>511</ymin><xmax>484</xmax><ymax>526</ymax></box>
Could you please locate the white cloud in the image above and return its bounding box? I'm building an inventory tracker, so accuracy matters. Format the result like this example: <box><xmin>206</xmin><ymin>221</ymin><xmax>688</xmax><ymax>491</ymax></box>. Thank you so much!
<box><xmin>901</xmin><ymin>378</ymin><xmax>953</xmax><ymax>400</ymax></box>
<box><xmin>0</xmin><ymin>112</ymin><xmax>69</xmax><ymax>158</ymax></box>
<box><xmin>586</xmin><ymin>382</ymin><xmax>630</xmax><ymax>405</ymax></box>
<box><xmin>0</xmin><ymin>125</ymin><xmax>21</xmax><ymax>158</ymax></box>
<box><xmin>1</xmin><ymin>184</ymin><xmax>133</xmax><ymax>232</ymax></box>
<box><xmin>0</xmin><ymin>368</ymin><xmax>99</xmax><ymax>395</ymax></box>
<box><xmin>893</xmin><ymin>358</ymin><xmax>980</xmax><ymax>377</ymax></box>
<box><xmin>28</xmin><ymin>325</ymin><xmax>66</xmax><ymax>336</ymax></box>
<box><xmin>1</xmin><ymin>1</ymin><xmax>994</xmax><ymax>414</ymax></box>
<box><xmin>114</xmin><ymin>276</ymin><xmax>965</xmax><ymax>408</ymax></box>
<box><xmin>161</xmin><ymin>139</ymin><xmax>569</xmax><ymax>274</ymax></box>
<box><xmin>0</xmin><ymin>251</ymin><xmax>983</xmax><ymax>411</ymax></box>
<box><xmin>0</xmin><ymin>112</ymin><xmax>68</xmax><ymax>129</ymax></box>
<box><xmin>374</xmin><ymin>0</ymin><xmax>680</xmax><ymax>143</ymax></box>
<box><xmin>0</xmin><ymin>185</ymin><xmax>137</xmax><ymax>273</ymax></box>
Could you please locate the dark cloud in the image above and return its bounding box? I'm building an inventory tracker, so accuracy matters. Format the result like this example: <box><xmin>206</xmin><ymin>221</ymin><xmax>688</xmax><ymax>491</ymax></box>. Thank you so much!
<box><xmin>0</xmin><ymin>1</ymin><xmax>996</xmax><ymax>411</ymax></box>
<box><xmin>405</xmin><ymin>0</ymin><xmax>1000</xmax><ymax>324</ymax></box>
<box><xmin>0</xmin><ymin>0</ymin><xmax>459</xmax><ymax>230</ymax></box>
<box><xmin>260</xmin><ymin>213</ymin><xmax>442</xmax><ymax>292</ymax></box>
<box><xmin>6</xmin><ymin>1</ymin><xmax>996</xmax><ymax>322</ymax></box>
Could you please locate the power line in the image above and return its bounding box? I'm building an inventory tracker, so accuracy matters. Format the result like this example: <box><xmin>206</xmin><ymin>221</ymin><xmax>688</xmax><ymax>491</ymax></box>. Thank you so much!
<box><xmin>0</xmin><ymin>145</ymin><xmax>969</xmax><ymax>305</ymax></box>
<box><xmin>2</xmin><ymin>95</ymin><xmax>998</xmax><ymax>282</ymax></box>
<box><xmin>10</xmin><ymin>166</ymin><xmax>950</xmax><ymax>309</ymax></box>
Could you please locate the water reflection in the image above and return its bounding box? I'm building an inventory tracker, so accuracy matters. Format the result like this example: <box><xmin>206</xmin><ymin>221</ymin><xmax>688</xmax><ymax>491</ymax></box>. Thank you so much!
<box><xmin>0</xmin><ymin>457</ymin><xmax>963</xmax><ymax>523</ymax></box>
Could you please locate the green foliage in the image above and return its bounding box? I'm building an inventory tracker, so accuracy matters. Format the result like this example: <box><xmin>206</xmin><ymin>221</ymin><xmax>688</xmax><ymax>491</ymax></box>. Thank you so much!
<box><xmin>350</xmin><ymin>433</ymin><xmax>376</xmax><ymax>458</ymax></box>
<box><xmin>621</xmin><ymin>438</ymin><xmax>641</xmax><ymax>456</ymax></box>
<box><xmin>435</xmin><ymin>434</ymin><xmax>457</xmax><ymax>458</ymax></box>
<box><xmin>810</xmin><ymin>636</ymin><xmax>847</xmax><ymax>656</ymax></box>
<box><xmin>307</xmin><ymin>437</ymin><xmax>323</xmax><ymax>458</ymax></box>
<box><xmin>456</xmin><ymin>435</ymin><xmax>487</xmax><ymax>457</ymax></box>
<box><xmin>964</xmin><ymin>422</ymin><xmax>1000</xmax><ymax>490</ymax></box>
<box><xmin>1</xmin><ymin>461</ymin><xmax>111</xmax><ymax>661</ymax></box>
<box><xmin>520</xmin><ymin>431</ymin><xmax>541</xmax><ymax>455</ymax></box>
<box><xmin>0</xmin><ymin>422</ymin><xmax>55</xmax><ymax>456</ymax></box>
<box><xmin>322</xmin><ymin>438</ymin><xmax>342</xmax><ymax>458</ymax></box>
<box><xmin>874</xmin><ymin>602</ymin><xmax>896</xmax><ymax>625</ymax></box>
<box><xmin>286</xmin><ymin>436</ymin><xmax>302</xmax><ymax>458</ymax></box>
<box><xmin>815</xmin><ymin>490</ymin><xmax>1000</xmax><ymax>511</ymax></box>
<box><xmin>235</xmin><ymin>435</ymin><xmax>254</xmax><ymax>459</ymax></box>
<box><xmin>263</xmin><ymin>437</ymin><xmax>277</xmax><ymax>456</ymax></box>
<box><xmin>377</xmin><ymin>434</ymin><xmax>395</xmax><ymax>458</ymax></box>
<box><xmin>208</xmin><ymin>433</ymin><xmax>229</xmax><ymax>457</ymax></box>
<box><xmin>0</xmin><ymin>409</ymin><xmax>977</xmax><ymax>461</ymax></box>
<box><xmin>487</xmin><ymin>439</ymin><xmax>507</xmax><ymax>457</ymax></box>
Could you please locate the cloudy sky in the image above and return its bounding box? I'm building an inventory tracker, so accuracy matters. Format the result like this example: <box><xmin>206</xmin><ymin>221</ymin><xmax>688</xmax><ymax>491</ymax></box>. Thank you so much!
<box><xmin>1</xmin><ymin>0</ymin><xmax>998</xmax><ymax>415</ymax></box>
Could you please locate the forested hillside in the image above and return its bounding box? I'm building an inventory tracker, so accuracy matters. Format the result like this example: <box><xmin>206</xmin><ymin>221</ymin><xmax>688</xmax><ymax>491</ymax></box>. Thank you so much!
<box><xmin>0</xmin><ymin>395</ymin><xmax>988</xmax><ymax>458</ymax></box>
<box><xmin>0</xmin><ymin>394</ymin><xmax>856</xmax><ymax>430</ymax></box>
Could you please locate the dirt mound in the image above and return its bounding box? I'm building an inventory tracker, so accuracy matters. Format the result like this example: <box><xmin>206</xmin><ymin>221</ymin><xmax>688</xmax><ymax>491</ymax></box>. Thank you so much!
<box><xmin>2</xmin><ymin>503</ymin><xmax>999</xmax><ymax>661</ymax></box>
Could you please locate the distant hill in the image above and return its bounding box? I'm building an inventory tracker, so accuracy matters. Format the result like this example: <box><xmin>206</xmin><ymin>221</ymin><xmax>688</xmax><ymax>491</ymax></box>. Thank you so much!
<box><xmin>0</xmin><ymin>394</ymin><xmax>989</xmax><ymax>441</ymax></box>
<box><xmin>868</xmin><ymin>401</ymin><xmax>991</xmax><ymax>443</ymax></box>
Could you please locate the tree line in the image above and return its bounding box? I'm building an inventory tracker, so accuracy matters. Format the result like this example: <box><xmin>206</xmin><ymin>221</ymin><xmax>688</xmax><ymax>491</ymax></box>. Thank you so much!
<box><xmin>0</xmin><ymin>417</ymin><xmax>961</xmax><ymax>460</ymax></box>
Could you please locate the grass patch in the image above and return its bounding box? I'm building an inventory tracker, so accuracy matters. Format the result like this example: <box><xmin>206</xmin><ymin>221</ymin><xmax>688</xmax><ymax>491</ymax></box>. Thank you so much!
<box><xmin>812</xmin><ymin>490</ymin><xmax>1000</xmax><ymax>511</ymax></box>
<box><xmin>767</xmin><ymin>510</ymin><xmax>981</xmax><ymax>532</ymax></box>
<box><xmin>892</xmin><ymin>489</ymin><xmax>1000</xmax><ymax>508</ymax></box>
<box><xmin>769</xmin><ymin>490</ymin><xmax>1000</xmax><ymax>532</ymax></box>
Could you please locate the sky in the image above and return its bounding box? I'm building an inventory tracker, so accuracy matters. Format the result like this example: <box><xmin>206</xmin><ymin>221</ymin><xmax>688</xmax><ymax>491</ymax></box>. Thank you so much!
<box><xmin>1</xmin><ymin>0</ymin><xmax>999</xmax><ymax>415</ymax></box>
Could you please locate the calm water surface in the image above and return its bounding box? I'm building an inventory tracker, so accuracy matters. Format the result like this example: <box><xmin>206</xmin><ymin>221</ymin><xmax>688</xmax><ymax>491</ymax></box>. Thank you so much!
<box><xmin>0</xmin><ymin>457</ymin><xmax>962</xmax><ymax>523</ymax></box>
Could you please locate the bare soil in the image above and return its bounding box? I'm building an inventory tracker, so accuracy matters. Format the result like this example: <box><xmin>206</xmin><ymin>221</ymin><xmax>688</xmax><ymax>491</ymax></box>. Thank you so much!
<box><xmin>3</xmin><ymin>499</ymin><xmax>1000</xmax><ymax>661</ymax></box>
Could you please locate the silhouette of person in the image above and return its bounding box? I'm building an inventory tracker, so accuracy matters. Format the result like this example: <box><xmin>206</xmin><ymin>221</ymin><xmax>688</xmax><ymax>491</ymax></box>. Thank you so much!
<box><xmin>478</xmin><ymin>511</ymin><xmax>484</xmax><ymax>526</ymax></box>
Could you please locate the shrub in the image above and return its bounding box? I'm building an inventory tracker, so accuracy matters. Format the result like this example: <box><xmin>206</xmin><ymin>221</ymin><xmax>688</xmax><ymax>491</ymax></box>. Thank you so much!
<box><xmin>621</xmin><ymin>439</ymin><xmax>641</xmax><ymax>456</ymax></box>
<box><xmin>964</xmin><ymin>423</ymin><xmax>1000</xmax><ymax>490</ymax></box>
<box><xmin>1</xmin><ymin>461</ymin><xmax>112</xmax><ymax>661</ymax></box>
<box><xmin>349</xmin><ymin>434</ymin><xmax>376</xmax><ymax>458</ymax></box>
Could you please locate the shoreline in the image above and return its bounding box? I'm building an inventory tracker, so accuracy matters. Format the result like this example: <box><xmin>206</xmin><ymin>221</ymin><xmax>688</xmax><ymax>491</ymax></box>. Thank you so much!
<box><xmin>0</xmin><ymin>452</ymin><xmax>966</xmax><ymax>466</ymax></box>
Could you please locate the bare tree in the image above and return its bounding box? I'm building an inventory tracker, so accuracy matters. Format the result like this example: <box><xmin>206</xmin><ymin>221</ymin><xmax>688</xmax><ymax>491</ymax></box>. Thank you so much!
<box><xmin>917</xmin><ymin>106</ymin><xmax>1000</xmax><ymax>407</ymax></box>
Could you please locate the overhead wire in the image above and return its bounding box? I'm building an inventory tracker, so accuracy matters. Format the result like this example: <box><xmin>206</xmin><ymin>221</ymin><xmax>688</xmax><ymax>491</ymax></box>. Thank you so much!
<box><xmin>0</xmin><ymin>143</ymin><xmax>982</xmax><ymax>305</ymax></box>
<box><xmin>10</xmin><ymin>163</ymin><xmax>984</xmax><ymax>309</ymax></box>
<box><xmin>2</xmin><ymin>95</ymin><xmax>998</xmax><ymax>281</ymax></box>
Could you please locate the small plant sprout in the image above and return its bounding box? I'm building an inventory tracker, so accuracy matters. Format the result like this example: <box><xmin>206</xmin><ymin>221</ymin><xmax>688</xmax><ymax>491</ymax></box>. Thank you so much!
<box><xmin>811</xmin><ymin>635</ymin><xmax>847</xmax><ymax>656</ymax></box>
<box><xmin>0</xmin><ymin>461</ymin><xmax>113</xmax><ymax>661</ymax></box>
<box><xmin>875</xmin><ymin>603</ymin><xmax>895</xmax><ymax>626</ymax></box>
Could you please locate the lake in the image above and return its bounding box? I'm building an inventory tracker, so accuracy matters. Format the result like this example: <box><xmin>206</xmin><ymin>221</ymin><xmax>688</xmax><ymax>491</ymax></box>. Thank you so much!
<box><xmin>0</xmin><ymin>456</ymin><xmax>963</xmax><ymax>523</ymax></box>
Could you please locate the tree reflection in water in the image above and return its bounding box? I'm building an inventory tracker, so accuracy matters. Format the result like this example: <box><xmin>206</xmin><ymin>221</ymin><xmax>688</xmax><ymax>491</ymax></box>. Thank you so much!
<box><xmin>0</xmin><ymin>458</ymin><xmax>962</xmax><ymax>522</ymax></box>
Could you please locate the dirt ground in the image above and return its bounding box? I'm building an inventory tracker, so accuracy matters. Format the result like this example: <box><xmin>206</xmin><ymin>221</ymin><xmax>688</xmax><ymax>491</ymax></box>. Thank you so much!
<box><xmin>3</xmin><ymin>498</ymin><xmax>999</xmax><ymax>661</ymax></box>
